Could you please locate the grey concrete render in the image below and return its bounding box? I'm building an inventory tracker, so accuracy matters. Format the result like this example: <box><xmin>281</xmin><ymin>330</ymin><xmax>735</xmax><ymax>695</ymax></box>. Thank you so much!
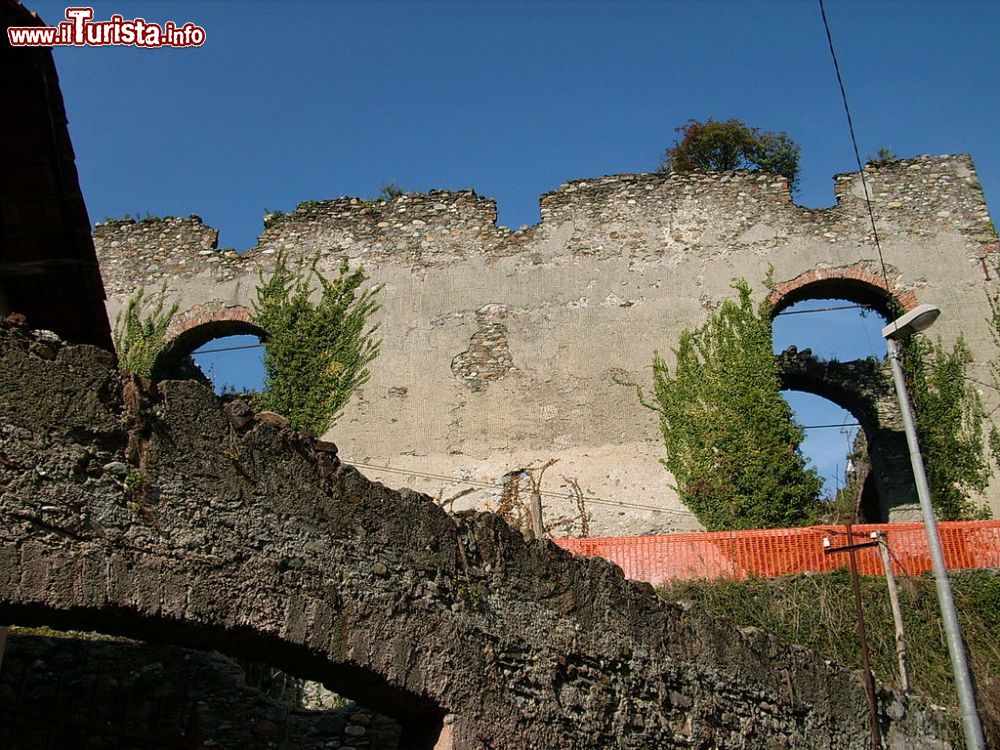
<box><xmin>0</xmin><ymin>326</ymin><xmax>955</xmax><ymax>748</ymax></box>
<box><xmin>93</xmin><ymin>155</ymin><xmax>1000</xmax><ymax>533</ymax></box>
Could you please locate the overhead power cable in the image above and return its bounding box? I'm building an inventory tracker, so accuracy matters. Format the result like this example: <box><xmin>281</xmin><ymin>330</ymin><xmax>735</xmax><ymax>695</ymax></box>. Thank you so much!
<box><xmin>344</xmin><ymin>459</ymin><xmax>699</xmax><ymax>518</ymax></box>
<box><xmin>194</xmin><ymin>342</ymin><xmax>264</xmax><ymax>355</ymax></box>
<box><xmin>818</xmin><ymin>0</ymin><xmax>894</xmax><ymax>300</ymax></box>
<box><xmin>774</xmin><ymin>304</ymin><xmax>870</xmax><ymax>317</ymax></box>
<box><xmin>802</xmin><ymin>422</ymin><xmax>860</xmax><ymax>430</ymax></box>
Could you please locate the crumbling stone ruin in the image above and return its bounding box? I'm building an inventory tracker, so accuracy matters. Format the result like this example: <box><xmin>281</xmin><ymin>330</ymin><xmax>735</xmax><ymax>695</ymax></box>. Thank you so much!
<box><xmin>94</xmin><ymin>155</ymin><xmax>1000</xmax><ymax>532</ymax></box>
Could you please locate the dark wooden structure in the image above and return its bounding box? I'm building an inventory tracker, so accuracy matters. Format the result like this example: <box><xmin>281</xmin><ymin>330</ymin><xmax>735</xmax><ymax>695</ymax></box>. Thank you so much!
<box><xmin>0</xmin><ymin>0</ymin><xmax>112</xmax><ymax>350</ymax></box>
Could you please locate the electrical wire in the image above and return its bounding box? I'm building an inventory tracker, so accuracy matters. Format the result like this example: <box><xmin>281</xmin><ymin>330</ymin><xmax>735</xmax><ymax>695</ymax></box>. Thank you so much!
<box><xmin>194</xmin><ymin>342</ymin><xmax>264</xmax><ymax>355</ymax></box>
<box><xmin>818</xmin><ymin>0</ymin><xmax>894</xmax><ymax>303</ymax></box>
<box><xmin>344</xmin><ymin>458</ymin><xmax>700</xmax><ymax>518</ymax></box>
<box><xmin>774</xmin><ymin>304</ymin><xmax>870</xmax><ymax>317</ymax></box>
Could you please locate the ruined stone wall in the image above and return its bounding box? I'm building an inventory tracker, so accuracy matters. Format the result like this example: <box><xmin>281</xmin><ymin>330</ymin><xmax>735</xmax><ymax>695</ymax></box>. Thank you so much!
<box><xmin>93</xmin><ymin>156</ymin><xmax>1000</xmax><ymax>533</ymax></box>
<box><xmin>0</xmin><ymin>327</ymin><xmax>957</xmax><ymax>748</ymax></box>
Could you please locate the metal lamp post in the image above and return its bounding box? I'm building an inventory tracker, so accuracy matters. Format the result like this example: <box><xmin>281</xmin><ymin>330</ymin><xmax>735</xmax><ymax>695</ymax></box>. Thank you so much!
<box><xmin>882</xmin><ymin>304</ymin><xmax>985</xmax><ymax>749</ymax></box>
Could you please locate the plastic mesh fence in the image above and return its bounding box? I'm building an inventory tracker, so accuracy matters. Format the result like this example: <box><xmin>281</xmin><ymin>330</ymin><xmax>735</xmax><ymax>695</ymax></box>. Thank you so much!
<box><xmin>553</xmin><ymin>521</ymin><xmax>1000</xmax><ymax>585</ymax></box>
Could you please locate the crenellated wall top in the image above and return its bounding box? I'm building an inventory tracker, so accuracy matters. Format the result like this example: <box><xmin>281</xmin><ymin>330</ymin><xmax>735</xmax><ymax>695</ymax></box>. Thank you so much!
<box><xmin>94</xmin><ymin>154</ymin><xmax>996</xmax><ymax>297</ymax></box>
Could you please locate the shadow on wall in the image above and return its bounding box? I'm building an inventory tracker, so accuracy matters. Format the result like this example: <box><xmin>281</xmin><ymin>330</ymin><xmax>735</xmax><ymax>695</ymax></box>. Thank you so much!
<box><xmin>0</xmin><ymin>631</ymin><xmax>404</xmax><ymax>750</ymax></box>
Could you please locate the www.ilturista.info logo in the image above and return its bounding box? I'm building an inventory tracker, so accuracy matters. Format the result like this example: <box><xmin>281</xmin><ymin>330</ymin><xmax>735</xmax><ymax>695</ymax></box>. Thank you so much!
<box><xmin>7</xmin><ymin>7</ymin><xmax>206</xmax><ymax>47</ymax></box>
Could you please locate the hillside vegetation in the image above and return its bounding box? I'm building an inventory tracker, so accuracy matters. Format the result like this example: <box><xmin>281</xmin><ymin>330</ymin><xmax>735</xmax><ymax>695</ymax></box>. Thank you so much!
<box><xmin>659</xmin><ymin>569</ymin><xmax>1000</xmax><ymax>744</ymax></box>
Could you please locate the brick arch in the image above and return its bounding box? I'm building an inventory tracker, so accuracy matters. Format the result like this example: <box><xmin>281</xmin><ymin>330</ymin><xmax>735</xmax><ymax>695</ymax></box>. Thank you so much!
<box><xmin>166</xmin><ymin>301</ymin><xmax>258</xmax><ymax>339</ymax></box>
<box><xmin>152</xmin><ymin>302</ymin><xmax>267</xmax><ymax>380</ymax></box>
<box><xmin>0</xmin><ymin>328</ymin><xmax>950</xmax><ymax>749</ymax></box>
<box><xmin>768</xmin><ymin>262</ymin><xmax>919</xmax><ymax>319</ymax></box>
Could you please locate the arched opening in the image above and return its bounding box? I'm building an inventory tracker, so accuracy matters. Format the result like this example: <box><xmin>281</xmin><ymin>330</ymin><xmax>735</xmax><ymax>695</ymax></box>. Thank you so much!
<box><xmin>153</xmin><ymin>318</ymin><xmax>267</xmax><ymax>395</ymax></box>
<box><xmin>773</xmin><ymin>297</ymin><xmax>887</xmax><ymax>361</ymax></box>
<box><xmin>770</xmin><ymin>275</ymin><xmax>898</xmax><ymax>321</ymax></box>
<box><xmin>0</xmin><ymin>627</ymin><xmax>407</xmax><ymax>749</ymax></box>
<box><xmin>0</xmin><ymin>608</ymin><xmax>445</xmax><ymax>749</ymax></box>
<box><xmin>781</xmin><ymin>391</ymin><xmax>859</xmax><ymax>495</ymax></box>
<box><xmin>770</xmin><ymin>269</ymin><xmax>918</xmax><ymax>522</ymax></box>
<box><xmin>190</xmin><ymin>334</ymin><xmax>267</xmax><ymax>395</ymax></box>
<box><xmin>768</xmin><ymin>261</ymin><xmax>915</xmax><ymax>321</ymax></box>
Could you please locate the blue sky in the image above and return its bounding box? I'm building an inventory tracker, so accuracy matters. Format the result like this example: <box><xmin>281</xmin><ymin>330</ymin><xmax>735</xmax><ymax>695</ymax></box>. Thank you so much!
<box><xmin>33</xmin><ymin>0</ymin><xmax>1000</xmax><ymax>498</ymax></box>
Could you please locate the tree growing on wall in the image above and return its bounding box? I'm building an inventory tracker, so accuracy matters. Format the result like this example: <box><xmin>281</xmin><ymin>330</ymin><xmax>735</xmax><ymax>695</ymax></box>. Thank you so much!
<box><xmin>660</xmin><ymin>118</ymin><xmax>801</xmax><ymax>191</ymax></box>
<box><xmin>903</xmin><ymin>335</ymin><xmax>990</xmax><ymax>520</ymax></box>
<box><xmin>252</xmin><ymin>253</ymin><xmax>382</xmax><ymax>435</ymax></box>
<box><xmin>644</xmin><ymin>280</ymin><xmax>822</xmax><ymax>530</ymax></box>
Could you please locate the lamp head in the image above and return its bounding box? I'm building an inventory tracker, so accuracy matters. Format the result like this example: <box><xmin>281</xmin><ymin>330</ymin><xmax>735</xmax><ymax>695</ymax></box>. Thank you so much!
<box><xmin>881</xmin><ymin>304</ymin><xmax>941</xmax><ymax>341</ymax></box>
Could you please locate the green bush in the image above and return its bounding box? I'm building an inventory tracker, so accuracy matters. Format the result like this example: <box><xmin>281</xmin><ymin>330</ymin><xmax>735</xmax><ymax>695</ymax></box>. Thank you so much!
<box><xmin>378</xmin><ymin>182</ymin><xmax>404</xmax><ymax>199</ymax></box>
<box><xmin>903</xmin><ymin>335</ymin><xmax>990</xmax><ymax>520</ymax></box>
<box><xmin>868</xmin><ymin>146</ymin><xmax>899</xmax><ymax>166</ymax></box>
<box><xmin>645</xmin><ymin>279</ymin><xmax>822</xmax><ymax>530</ymax></box>
<box><xmin>252</xmin><ymin>253</ymin><xmax>381</xmax><ymax>435</ymax></box>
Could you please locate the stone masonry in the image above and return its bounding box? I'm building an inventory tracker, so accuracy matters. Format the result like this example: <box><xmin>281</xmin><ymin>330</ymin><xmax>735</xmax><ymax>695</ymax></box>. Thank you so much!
<box><xmin>93</xmin><ymin>156</ymin><xmax>1000</xmax><ymax>533</ymax></box>
<box><xmin>0</xmin><ymin>325</ymin><xmax>955</xmax><ymax>748</ymax></box>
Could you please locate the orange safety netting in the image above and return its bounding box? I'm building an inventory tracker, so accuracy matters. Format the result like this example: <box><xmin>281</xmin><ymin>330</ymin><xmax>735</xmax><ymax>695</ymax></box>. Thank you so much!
<box><xmin>553</xmin><ymin>521</ymin><xmax>1000</xmax><ymax>585</ymax></box>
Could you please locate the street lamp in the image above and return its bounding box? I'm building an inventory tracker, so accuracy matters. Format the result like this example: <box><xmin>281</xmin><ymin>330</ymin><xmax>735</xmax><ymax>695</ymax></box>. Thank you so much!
<box><xmin>882</xmin><ymin>304</ymin><xmax>985</xmax><ymax>750</ymax></box>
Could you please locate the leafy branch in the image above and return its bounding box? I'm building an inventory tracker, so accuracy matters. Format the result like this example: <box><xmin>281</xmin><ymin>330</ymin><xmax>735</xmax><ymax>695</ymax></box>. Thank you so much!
<box><xmin>252</xmin><ymin>252</ymin><xmax>382</xmax><ymax>435</ymax></box>
<box><xmin>112</xmin><ymin>284</ymin><xmax>179</xmax><ymax>378</ymax></box>
<box><xmin>647</xmin><ymin>278</ymin><xmax>821</xmax><ymax>530</ymax></box>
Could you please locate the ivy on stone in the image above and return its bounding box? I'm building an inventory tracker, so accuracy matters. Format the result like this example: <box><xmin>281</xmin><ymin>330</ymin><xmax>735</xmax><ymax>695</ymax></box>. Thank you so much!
<box><xmin>252</xmin><ymin>253</ymin><xmax>381</xmax><ymax>436</ymax></box>
<box><xmin>903</xmin><ymin>335</ymin><xmax>990</xmax><ymax>520</ymax></box>
<box><xmin>112</xmin><ymin>284</ymin><xmax>179</xmax><ymax>378</ymax></box>
<box><xmin>646</xmin><ymin>279</ymin><xmax>822</xmax><ymax>531</ymax></box>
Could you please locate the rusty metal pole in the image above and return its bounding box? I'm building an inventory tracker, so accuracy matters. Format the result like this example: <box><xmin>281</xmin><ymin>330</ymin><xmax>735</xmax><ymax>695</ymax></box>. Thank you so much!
<box><xmin>846</xmin><ymin>522</ymin><xmax>882</xmax><ymax>750</ymax></box>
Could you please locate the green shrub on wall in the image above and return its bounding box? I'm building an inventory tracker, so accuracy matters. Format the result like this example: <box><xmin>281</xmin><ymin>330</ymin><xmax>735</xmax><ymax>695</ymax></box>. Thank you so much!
<box><xmin>252</xmin><ymin>253</ymin><xmax>382</xmax><ymax>436</ymax></box>
<box><xmin>112</xmin><ymin>285</ymin><xmax>179</xmax><ymax>378</ymax></box>
<box><xmin>646</xmin><ymin>279</ymin><xmax>822</xmax><ymax>530</ymax></box>
<box><xmin>904</xmin><ymin>334</ymin><xmax>991</xmax><ymax>520</ymax></box>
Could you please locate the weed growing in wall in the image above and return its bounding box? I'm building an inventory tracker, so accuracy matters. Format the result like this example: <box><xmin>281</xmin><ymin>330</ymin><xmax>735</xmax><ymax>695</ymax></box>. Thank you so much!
<box><xmin>262</xmin><ymin>208</ymin><xmax>286</xmax><ymax>229</ymax></box>
<box><xmin>378</xmin><ymin>182</ymin><xmax>404</xmax><ymax>199</ymax></box>
<box><xmin>867</xmin><ymin>146</ymin><xmax>900</xmax><ymax>166</ymax></box>
<box><xmin>112</xmin><ymin>284</ymin><xmax>179</xmax><ymax>378</ymax></box>
<box><xmin>644</xmin><ymin>279</ymin><xmax>822</xmax><ymax>530</ymax></box>
<box><xmin>252</xmin><ymin>253</ymin><xmax>381</xmax><ymax>435</ymax></box>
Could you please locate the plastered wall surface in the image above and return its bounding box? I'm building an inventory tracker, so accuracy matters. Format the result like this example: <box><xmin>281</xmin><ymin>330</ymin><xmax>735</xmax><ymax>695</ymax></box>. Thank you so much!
<box><xmin>95</xmin><ymin>156</ymin><xmax>999</xmax><ymax>535</ymax></box>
